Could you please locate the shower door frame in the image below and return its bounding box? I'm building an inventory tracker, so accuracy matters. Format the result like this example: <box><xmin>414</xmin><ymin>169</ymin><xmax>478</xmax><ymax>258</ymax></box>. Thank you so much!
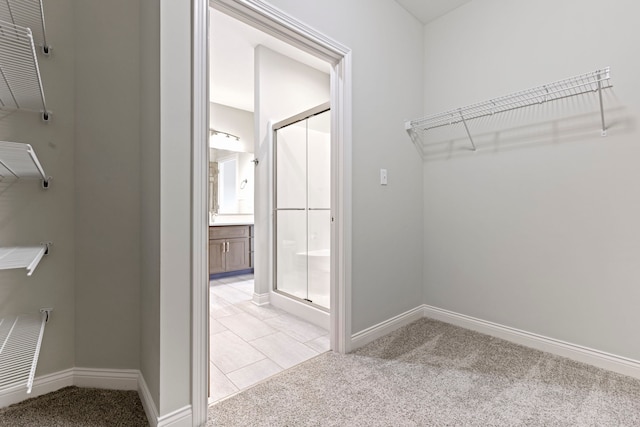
<box><xmin>272</xmin><ymin>103</ymin><xmax>331</xmax><ymax>312</ymax></box>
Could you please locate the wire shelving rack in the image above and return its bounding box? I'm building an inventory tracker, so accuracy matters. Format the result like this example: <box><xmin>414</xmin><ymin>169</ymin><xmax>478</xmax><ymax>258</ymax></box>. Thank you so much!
<box><xmin>0</xmin><ymin>0</ymin><xmax>49</xmax><ymax>54</ymax></box>
<box><xmin>0</xmin><ymin>309</ymin><xmax>51</xmax><ymax>393</ymax></box>
<box><xmin>0</xmin><ymin>20</ymin><xmax>49</xmax><ymax>120</ymax></box>
<box><xmin>405</xmin><ymin>67</ymin><xmax>612</xmax><ymax>156</ymax></box>
<box><xmin>0</xmin><ymin>141</ymin><xmax>50</xmax><ymax>187</ymax></box>
<box><xmin>0</xmin><ymin>244</ymin><xmax>50</xmax><ymax>276</ymax></box>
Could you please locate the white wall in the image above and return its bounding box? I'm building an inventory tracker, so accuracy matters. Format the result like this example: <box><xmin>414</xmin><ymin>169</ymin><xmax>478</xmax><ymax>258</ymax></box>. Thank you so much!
<box><xmin>422</xmin><ymin>0</ymin><xmax>640</xmax><ymax>360</ymax></box>
<box><xmin>236</xmin><ymin>152</ymin><xmax>255</xmax><ymax>214</ymax></box>
<box><xmin>254</xmin><ymin>45</ymin><xmax>330</xmax><ymax>296</ymax></box>
<box><xmin>263</xmin><ymin>0</ymin><xmax>425</xmax><ymax>334</ymax></box>
<box><xmin>210</xmin><ymin>102</ymin><xmax>254</xmax><ymax>153</ymax></box>
<box><xmin>0</xmin><ymin>0</ymin><xmax>75</xmax><ymax>379</ymax></box>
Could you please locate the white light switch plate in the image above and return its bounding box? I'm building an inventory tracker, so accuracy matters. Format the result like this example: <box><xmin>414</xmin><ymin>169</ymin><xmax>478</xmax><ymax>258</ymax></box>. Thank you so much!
<box><xmin>380</xmin><ymin>168</ymin><xmax>388</xmax><ymax>185</ymax></box>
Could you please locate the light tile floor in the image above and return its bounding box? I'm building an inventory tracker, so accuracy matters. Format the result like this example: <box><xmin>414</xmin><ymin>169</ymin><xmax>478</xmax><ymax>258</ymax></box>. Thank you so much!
<box><xmin>209</xmin><ymin>274</ymin><xmax>330</xmax><ymax>403</ymax></box>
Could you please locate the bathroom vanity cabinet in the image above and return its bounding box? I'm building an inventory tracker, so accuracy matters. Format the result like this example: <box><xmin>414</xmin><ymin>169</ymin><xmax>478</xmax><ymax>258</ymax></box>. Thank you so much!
<box><xmin>209</xmin><ymin>225</ymin><xmax>253</xmax><ymax>275</ymax></box>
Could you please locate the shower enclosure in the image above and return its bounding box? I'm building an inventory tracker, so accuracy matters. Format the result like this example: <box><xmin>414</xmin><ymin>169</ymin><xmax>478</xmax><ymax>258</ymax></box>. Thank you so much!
<box><xmin>273</xmin><ymin>104</ymin><xmax>330</xmax><ymax>311</ymax></box>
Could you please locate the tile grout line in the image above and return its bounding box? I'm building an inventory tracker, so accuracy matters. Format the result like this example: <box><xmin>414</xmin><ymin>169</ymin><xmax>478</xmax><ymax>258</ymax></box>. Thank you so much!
<box><xmin>210</xmin><ymin>275</ymin><xmax>331</xmax><ymax>402</ymax></box>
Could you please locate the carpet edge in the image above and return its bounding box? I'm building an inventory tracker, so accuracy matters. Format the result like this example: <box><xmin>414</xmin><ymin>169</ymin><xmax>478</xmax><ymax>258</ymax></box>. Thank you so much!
<box><xmin>424</xmin><ymin>304</ymin><xmax>640</xmax><ymax>379</ymax></box>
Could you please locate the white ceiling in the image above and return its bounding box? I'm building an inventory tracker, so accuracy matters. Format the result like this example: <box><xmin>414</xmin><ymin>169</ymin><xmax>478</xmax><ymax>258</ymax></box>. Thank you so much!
<box><xmin>210</xmin><ymin>2</ymin><xmax>472</xmax><ymax>111</ymax></box>
<box><xmin>395</xmin><ymin>0</ymin><xmax>472</xmax><ymax>24</ymax></box>
<box><xmin>209</xmin><ymin>8</ymin><xmax>330</xmax><ymax>113</ymax></box>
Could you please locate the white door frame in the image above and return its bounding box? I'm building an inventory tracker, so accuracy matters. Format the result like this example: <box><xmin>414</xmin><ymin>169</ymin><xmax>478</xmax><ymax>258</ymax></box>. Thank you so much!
<box><xmin>192</xmin><ymin>0</ymin><xmax>352</xmax><ymax>424</ymax></box>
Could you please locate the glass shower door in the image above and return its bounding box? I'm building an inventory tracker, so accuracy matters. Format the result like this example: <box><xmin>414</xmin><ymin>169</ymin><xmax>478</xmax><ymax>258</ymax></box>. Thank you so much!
<box><xmin>274</xmin><ymin>107</ymin><xmax>330</xmax><ymax>310</ymax></box>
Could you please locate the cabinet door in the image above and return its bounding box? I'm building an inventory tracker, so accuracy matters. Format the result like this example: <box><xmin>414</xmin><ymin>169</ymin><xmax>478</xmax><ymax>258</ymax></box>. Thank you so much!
<box><xmin>209</xmin><ymin>239</ymin><xmax>226</xmax><ymax>274</ymax></box>
<box><xmin>225</xmin><ymin>238</ymin><xmax>250</xmax><ymax>272</ymax></box>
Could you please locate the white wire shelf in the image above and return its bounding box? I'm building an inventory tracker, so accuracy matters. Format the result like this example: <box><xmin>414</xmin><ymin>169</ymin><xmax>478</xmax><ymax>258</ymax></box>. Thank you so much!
<box><xmin>0</xmin><ymin>308</ymin><xmax>51</xmax><ymax>394</ymax></box>
<box><xmin>0</xmin><ymin>243</ymin><xmax>50</xmax><ymax>276</ymax></box>
<box><xmin>0</xmin><ymin>0</ymin><xmax>49</xmax><ymax>54</ymax></box>
<box><xmin>0</xmin><ymin>141</ymin><xmax>50</xmax><ymax>187</ymax></box>
<box><xmin>406</xmin><ymin>67</ymin><xmax>612</xmax><ymax>155</ymax></box>
<box><xmin>0</xmin><ymin>20</ymin><xmax>49</xmax><ymax>120</ymax></box>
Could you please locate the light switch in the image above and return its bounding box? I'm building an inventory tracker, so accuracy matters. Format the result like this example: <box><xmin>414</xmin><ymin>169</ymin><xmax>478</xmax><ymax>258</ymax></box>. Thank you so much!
<box><xmin>380</xmin><ymin>168</ymin><xmax>388</xmax><ymax>185</ymax></box>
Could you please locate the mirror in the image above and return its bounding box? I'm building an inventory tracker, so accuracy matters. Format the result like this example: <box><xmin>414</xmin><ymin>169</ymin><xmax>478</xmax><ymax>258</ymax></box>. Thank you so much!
<box><xmin>218</xmin><ymin>154</ymin><xmax>238</xmax><ymax>214</ymax></box>
<box><xmin>210</xmin><ymin>149</ymin><xmax>254</xmax><ymax>217</ymax></box>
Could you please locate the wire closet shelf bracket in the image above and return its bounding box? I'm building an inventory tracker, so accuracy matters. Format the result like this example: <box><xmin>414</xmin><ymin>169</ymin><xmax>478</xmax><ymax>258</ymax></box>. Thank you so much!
<box><xmin>0</xmin><ymin>308</ymin><xmax>52</xmax><ymax>393</ymax></box>
<box><xmin>405</xmin><ymin>67</ymin><xmax>612</xmax><ymax>157</ymax></box>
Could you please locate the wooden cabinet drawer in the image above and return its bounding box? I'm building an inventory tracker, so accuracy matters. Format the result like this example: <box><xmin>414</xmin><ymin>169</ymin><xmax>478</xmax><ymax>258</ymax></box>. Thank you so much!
<box><xmin>209</xmin><ymin>225</ymin><xmax>250</xmax><ymax>240</ymax></box>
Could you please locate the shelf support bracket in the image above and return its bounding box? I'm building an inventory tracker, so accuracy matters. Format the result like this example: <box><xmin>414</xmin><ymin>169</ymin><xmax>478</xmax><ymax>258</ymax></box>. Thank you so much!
<box><xmin>404</xmin><ymin>121</ymin><xmax>425</xmax><ymax>159</ymax></box>
<box><xmin>39</xmin><ymin>308</ymin><xmax>53</xmax><ymax>322</ymax></box>
<box><xmin>41</xmin><ymin>176</ymin><xmax>51</xmax><ymax>189</ymax></box>
<box><xmin>458</xmin><ymin>109</ymin><xmax>477</xmax><ymax>151</ymax></box>
<box><xmin>597</xmin><ymin>73</ymin><xmax>607</xmax><ymax>136</ymax></box>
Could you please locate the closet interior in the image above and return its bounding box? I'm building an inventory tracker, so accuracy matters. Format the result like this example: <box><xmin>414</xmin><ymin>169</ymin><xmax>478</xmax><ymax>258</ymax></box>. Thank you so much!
<box><xmin>0</xmin><ymin>0</ymin><xmax>52</xmax><ymax>395</ymax></box>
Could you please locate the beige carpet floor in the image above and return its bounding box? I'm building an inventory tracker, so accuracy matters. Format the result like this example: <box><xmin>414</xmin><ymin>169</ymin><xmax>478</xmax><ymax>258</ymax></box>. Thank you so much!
<box><xmin>2</xmin><ymin>319</ymin><xmax>639</xmax><ymax>426</ymax></box>
<box><xmin>209</xmin><ymin>318</ymin><xmax>640</xmax><ymax>426</ymax></box>
<box><xmin>0</xmin><ymin>386</ymin><xmax>148</xmax><ymax>426</ymax></box>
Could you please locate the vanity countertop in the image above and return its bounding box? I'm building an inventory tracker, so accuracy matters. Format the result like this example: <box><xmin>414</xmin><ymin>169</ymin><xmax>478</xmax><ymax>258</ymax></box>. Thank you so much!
<box><xmin>210</xmin><ymin>215</ymin><xmax>254</xmax><ymax>226</ymax></box>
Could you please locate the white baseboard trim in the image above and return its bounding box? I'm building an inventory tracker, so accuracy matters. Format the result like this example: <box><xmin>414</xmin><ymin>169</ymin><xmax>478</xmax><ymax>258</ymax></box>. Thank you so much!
<box><xmin>1</xmin><ymin>367</ymin><xmax>191</xmax><ymax>427</ymax></box>
<box><xmin>253</xmin><ymin>292</ymin><xmax>270</xmax><ymax>306</ymax></box>
<box><xmin>138</xmin><ymin>373</ymin><xmax>159</xmax><ymax>427</ymax></box>
<box><xmin>350</xmin><ymin>305</ymin><xmax>424</xmax><ymax>351</ymax></box>
<box><xmin>0</xmin><ymin>368</ymin><xmax>74</xmax><ymax>408</ymax></box>
<box><xmin>73</xmin><ymin>367</ymin><xmax>139</xmax><ymax>390</ymax></box>
<box><xmin>157</xmin><ymin>405</ymin><xmax>193</xmax><ymax>427</ymax></box>
<box><xmin>423</xmin><ymin>305</ymin><xmax>640</xmax><ymax>380</ymax></box>
<box><xmin>133</xmin><ymin>371</ymin><xmax>193</xmax><ymax>427</ymax></box>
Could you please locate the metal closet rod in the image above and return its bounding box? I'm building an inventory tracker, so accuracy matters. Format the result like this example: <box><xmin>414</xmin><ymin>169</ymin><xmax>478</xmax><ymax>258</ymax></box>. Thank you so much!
<box><xmin>406</xmin><ymin>67</ymin><xmax>612</xmax><ymax>152</ymax></box>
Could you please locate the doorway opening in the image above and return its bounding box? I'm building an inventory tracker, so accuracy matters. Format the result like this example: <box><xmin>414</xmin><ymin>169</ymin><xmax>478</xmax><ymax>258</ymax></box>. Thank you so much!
<box><xmin>207</xmin><ymin>6</ymin><xmax>335</xmax><ymax>404</ymax></box>
<box><xmin>193</xmin><ymin>1</ymin><xmax>352</xmax><ymax>422</ymax></box>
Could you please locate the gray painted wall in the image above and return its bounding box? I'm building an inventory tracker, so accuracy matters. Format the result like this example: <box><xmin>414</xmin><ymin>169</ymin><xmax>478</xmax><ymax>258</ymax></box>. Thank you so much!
<box><xmin>158</xmin><ymin>0</ymin><xmax>192</xmax><ymax>416</ymax></box>
<box><xmin>139</xmin><ymin>0</ymin><xmax>161</xmax><ymax>410</ymax></box>
<box><xmin>139</xmin><ymin>0</ymin><xmax>192</xmax><ymax>416</ymax></box>
<box><xmin>422</xmin><ymin>0</ymin><xmax>640</xmax><ymax>360</ymax></box>
<box><xmin>74</xmin><ymin>0</ymin><xmax>141</xmax><ymax>370</ymax></box>
<box><xmin>0</xmin><ymin>0</ymin><xmax>424</xmax><ymax>417</ymax></box>
<box><xmin>264</xmin><ymin>0</ymin><xmax>425</xmax><ymax>334</ymax></box>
